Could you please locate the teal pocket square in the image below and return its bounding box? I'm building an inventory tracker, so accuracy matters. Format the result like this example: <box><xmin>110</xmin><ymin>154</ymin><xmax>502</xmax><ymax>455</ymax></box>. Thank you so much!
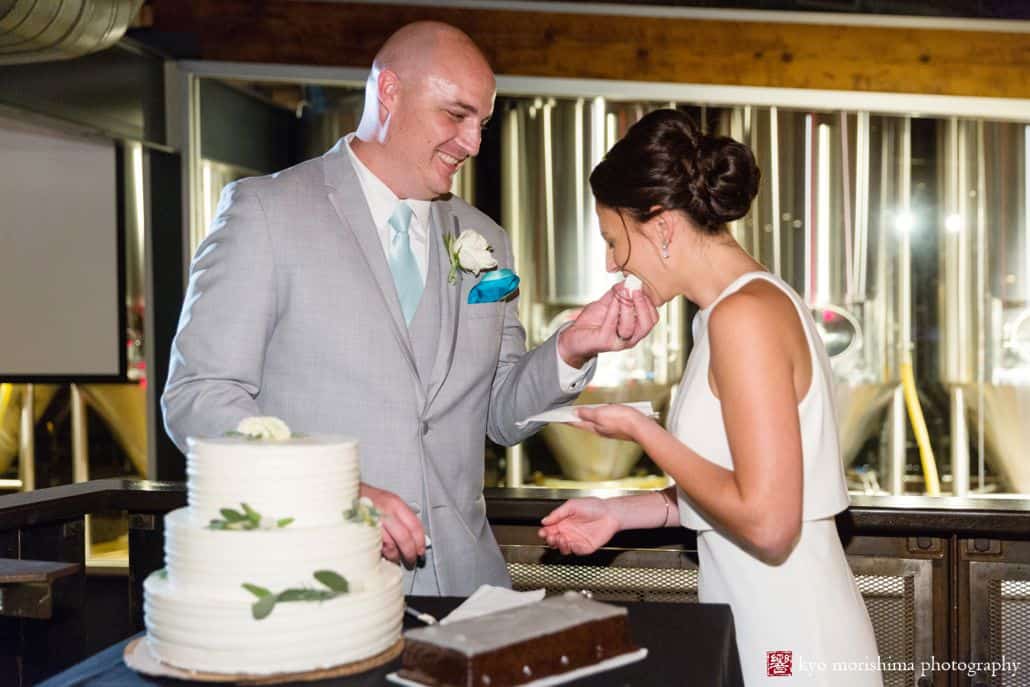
<box><xmin>468</xmin><ymin>269</ymin><xmax>520</xmax><ymax>304</ymax></box>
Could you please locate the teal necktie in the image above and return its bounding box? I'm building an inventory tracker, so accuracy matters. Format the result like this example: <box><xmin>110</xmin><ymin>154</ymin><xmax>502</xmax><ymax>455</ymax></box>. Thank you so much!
<box><xmin>387</xmin><ymin>202</ymin><xmax>423</xmax><ymax>325</ymax></box>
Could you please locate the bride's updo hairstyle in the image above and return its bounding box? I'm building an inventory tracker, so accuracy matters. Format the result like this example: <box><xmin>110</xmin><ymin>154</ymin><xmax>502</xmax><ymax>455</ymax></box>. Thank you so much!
<box><xmin>589</xmin><ymin>109</ymin><xmax>760</xmax><ymax>234</ymax></box>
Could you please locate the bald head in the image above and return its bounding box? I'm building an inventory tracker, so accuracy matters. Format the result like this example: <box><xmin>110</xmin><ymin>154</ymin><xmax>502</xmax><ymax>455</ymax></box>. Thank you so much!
<box><xmin>352</xmin><ymin>21</ymin><xmax>496</xmax><ymax>200</ymax></box>
<box><xmin>374</xmin><ymin>21</ymin><xmax>491</xmax><ymax>83</ymax></box>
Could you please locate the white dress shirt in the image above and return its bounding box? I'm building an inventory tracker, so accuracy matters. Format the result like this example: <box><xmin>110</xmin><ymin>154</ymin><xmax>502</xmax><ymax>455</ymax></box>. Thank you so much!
<box><xmin>346</xmin><ymin>133</ymin><xmax>432</xmax><ymax>281</ymax></box>
<box><xmin>344</xmin><ymin>134</ymin><xmax>589</xmax><ymax>393</ymax></box>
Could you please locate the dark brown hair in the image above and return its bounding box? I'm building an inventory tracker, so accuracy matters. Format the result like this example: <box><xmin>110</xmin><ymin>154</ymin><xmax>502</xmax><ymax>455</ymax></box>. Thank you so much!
<box><xmin>589</xmin><ymin>109</ymin><xmax>760</xmax><ymax>234</ymax></box>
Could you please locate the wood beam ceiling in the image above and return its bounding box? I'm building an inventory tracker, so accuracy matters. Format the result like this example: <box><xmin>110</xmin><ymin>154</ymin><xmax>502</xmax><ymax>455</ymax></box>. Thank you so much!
<box><xmin>146</xmin><ymin>1</ymin><xmax>1030</xmax><ymax>99</ymax></box>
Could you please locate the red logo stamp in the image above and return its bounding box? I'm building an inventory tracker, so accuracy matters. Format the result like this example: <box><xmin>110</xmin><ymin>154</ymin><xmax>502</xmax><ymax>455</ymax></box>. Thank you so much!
<box><xmin>767</xmin><ymin>650</ymin><xmax>793</xmax><ymax>677</ymax></box>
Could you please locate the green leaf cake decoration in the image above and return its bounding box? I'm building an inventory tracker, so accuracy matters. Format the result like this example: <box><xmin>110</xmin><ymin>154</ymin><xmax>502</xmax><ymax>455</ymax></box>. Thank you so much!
<box><xmin>241</xmin><ymin>570</ymin><xmax>351</xmax><ymax>620</ymax></box>
<box><xmin>208</xmin><ymin>502</ymin><xmax>294</xmax><ymax>531</ymax></box>
<box><xmin>343</xmin><ymin>496</ymin><xmax>381</xmax><ymax>527</ymax></box>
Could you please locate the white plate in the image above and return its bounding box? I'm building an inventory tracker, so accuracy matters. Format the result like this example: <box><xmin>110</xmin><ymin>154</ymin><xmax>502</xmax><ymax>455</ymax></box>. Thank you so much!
<box><xmin>516</xmin><ymin>402</ymin><xmax>656</xmax><ymax>428</ymax></box>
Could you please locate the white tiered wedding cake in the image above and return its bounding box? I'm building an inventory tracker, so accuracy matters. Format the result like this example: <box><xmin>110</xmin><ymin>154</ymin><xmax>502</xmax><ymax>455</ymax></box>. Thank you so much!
<box><xmin>143</xmin><ymin>417</ymin><xmax>404</xmax><ymax>675</ymax></box>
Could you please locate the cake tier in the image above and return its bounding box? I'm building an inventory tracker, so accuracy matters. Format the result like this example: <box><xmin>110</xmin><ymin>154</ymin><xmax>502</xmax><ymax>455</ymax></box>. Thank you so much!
<box><xmin>186</xmin><ymin>435</ymin><xmax>359</xmax><ymax>527</ymax></box>
<box><xmin>163</xmin><ymin>508</ymin><xmax>382</xmax><ymax>598</ymax></box>
<box><xmin>145</xmin><ymin>560</ymin><xmax>403</xmax><ymax>675</ymax></box>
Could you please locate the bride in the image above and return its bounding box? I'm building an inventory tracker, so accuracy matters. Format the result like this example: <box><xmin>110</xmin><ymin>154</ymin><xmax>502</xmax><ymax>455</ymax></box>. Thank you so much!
<box><xmin>538</xmin><ymin>109</ymin><xmax>882</xmax><ymax>685</ymax></box>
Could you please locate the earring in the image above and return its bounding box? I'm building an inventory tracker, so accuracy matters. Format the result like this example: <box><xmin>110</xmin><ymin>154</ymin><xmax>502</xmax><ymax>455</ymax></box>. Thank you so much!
<box><xmin>661</xmin><ymin>242</ymin><xmax>670</xmax><ymax>259</ymax></box>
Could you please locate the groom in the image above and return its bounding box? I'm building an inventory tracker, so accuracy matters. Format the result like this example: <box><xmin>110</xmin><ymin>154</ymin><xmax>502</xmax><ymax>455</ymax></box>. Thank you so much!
<box><xmin>162</xmin><ymin>21</ymin><xmax>658</xmax><ymax>595</ymax></box>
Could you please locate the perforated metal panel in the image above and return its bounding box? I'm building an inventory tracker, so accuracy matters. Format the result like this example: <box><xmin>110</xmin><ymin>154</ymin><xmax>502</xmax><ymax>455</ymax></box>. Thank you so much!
<box><xmin>987</xmin><ymin>580</ymin><xmax>1030</xmax><ymax>687</ymax></box>
<box><xmin>971</xmin><ymin>560</ymin><xmax>1030</xmax><ymax>686</ymax></box>
<box><xmin>855</xmin><ymin>576</ymin><xmax>913</xmax><ymax>687</ymax></box>
<box><xmin>507</xmin><ymin>556</ymin><xmax>927</xmax><ymax>686</ymax></box>
<box><xmin>509</xmin><ymin>561</ymin><xmax>699</xmax><ymax>603</ymax></box>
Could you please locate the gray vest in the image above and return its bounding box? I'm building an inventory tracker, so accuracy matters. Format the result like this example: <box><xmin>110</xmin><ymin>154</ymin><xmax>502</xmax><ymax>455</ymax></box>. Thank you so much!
<box><xmin>404</xmin><ymin>222</ymin><xmax>445</xmax><ymax>595</ymax></box>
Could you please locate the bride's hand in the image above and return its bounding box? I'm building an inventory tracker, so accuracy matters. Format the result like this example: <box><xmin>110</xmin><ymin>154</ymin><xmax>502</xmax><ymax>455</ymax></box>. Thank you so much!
<box><xmin>572</xmin><ymin>404</ymin><xmax>651</xmax><ymax>442</ymax></box>
<box><xmin>538</xmin><ymin>497</ymin><xmax>621</xmax><ymax>555</ymax></box>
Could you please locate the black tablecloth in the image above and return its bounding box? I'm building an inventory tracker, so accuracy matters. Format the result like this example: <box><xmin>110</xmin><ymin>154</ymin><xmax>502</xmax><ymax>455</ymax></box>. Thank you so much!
<box><xmin>39</xmin><ymin>596</ymin><xmax>743</xmax><ymax>686</ymax></box>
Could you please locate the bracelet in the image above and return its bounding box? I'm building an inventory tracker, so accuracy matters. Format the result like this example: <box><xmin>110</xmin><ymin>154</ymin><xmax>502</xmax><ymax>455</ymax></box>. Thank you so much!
<box><xmin>656</xmin><ymin>490</ymin><xmax>672</xmax><ymax>528</ymax></box>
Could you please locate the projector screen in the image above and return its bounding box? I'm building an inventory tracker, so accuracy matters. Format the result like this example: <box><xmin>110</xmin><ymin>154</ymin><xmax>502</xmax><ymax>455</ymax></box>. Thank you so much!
<box><xmin>0</xmin><ymin>117</ymin><xmax>125</xmax><ymax>380</ymax></box>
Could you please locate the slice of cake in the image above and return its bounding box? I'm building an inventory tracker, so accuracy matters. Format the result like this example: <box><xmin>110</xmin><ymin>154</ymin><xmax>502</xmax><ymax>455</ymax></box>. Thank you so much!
<box><xmin>142</xmin><ymin>417</ymin><xmax>404</xmax><ymax>676</ymax></box>
<box><xmin>398</xmin><ymin>592</ymin><xmax>639</xmax><ymax>686</ymax></box>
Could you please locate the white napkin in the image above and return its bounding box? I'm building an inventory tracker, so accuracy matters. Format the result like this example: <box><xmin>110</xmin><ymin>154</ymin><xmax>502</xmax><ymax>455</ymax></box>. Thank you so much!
<box><xmin>439</xmin><ymin>584</ymin><xmax>546</xmax><ymax>624</ymax></box>
<box><xmin>515</xmin><ymin>401</ymin><xmax>656</xmax><ymax>428</ymax></box>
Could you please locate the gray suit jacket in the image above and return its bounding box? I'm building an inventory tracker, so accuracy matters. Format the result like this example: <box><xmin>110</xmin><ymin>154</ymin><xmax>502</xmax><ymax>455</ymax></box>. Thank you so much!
<box><xmin>162</xmin><ymin>139</ymin><xmax>591</xmax><ymax>595</ymax></box>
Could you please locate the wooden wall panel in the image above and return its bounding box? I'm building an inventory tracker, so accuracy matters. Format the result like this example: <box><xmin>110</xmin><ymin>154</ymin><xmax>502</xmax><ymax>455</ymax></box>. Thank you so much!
<box><xmin>148</xmin><ymin>1</ymin><xmax>1030</xmax><ymax>99</ymax></box>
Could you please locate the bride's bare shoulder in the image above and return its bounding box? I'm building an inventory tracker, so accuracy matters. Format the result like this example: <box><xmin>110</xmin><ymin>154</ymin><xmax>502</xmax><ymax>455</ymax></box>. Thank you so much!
<box><xmin>707</xmin><ymin>280</ymin><xmax>806</xmax><ymax>355</ymax></box>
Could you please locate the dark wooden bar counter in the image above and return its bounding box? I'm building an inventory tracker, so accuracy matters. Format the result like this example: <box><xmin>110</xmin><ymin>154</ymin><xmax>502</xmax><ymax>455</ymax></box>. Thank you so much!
<box><xmin>2</xmin><ymin>479</ymin><xmax>1029</xmax><ymax>686</ymax></box>
<box><xmin>485</xmin><ymin>486</ymin><xmax>1030</xmax><ymax>538</ymax></box>
<box><xmin>3</xmin><ymin>479</ymin><xmax>1030</xmax><ymax>536</ymax></box>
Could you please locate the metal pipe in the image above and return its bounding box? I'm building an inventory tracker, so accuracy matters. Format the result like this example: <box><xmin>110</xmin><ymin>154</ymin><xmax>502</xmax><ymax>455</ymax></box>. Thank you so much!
<box><xmin>503</xmin><ymin>106</ymin><xmax>530</xmax><ymax>324</ymax></box>
<box><xmin>815</xmin><ymin>121</ymin><xmax>832</xmax><ymax>305</ymax></box>
<box><xmin>854</xmin><ymin>112</ymin><xmax>870</xmax><ymax>299</ymax></box>
<box><xmin>574</xmin><ymin>99</ymin><xmax>586</xmax><ymax>285</ymax></box>
<box><xmin>899</xmin><ymin>118</ymin><xmax>913</xmax><ymax>359</ymax></box>
<box><xmin>839</xmin><ymin>112</ymin><xmax>855</xmax><ymax>303</ymax></box>
<box><xmin>888</xmin><ymin>385</ymin><xmax>907</xmax><ymax>495</ymax></box>
<box><xmin>0</xmin><ymin>383</ymin><xmax>12</xmax><ymax>428</ymax></box>
<box><xmin>877</xmin><ymin>117</ymin><xmax>891</xmax><ymax>382</ymax></box>
<box><xmin>71</xmin><ymin>384</ymin><xmax>89</xmax><ymax>484</ymax></box>
<box><xmin>804</xmin><ymin>113</ymin><xmax>814</xmax><ymax>305</ymax></box>
<box><xmin>940</xmin><ymin>118</ymin><xmax>972</xmax><ymax>497</ymax></box>
<box><xmin>141</xmin><ymin>142</ymin><xmax>159</xmax><ymax>480</ymax></box>
<box><xmin>186</xmin><ymin>72</ymin><xmax>204</xmax><ymax>257</ymax></box>
<box><xmin>941</xmin><ymin>118</ymin><xmax>974</xmax><ymax>384</ymax></box>
<box><xmin>745</xmin><ymin>108</ymin><xmax>758</xmax><ymax>252</ymax></box>
<box><xmin>71</xmin><ymin>384</ymin><xmax>91</xmax><ymax>561</ymax></box>
<box><xmin>506</xmin><ymin>442</ymin><xmax>524</xmax><ymax>488</ymax></box>
<box><xmin>727</xmin><ymin>108</ymin><xmax>745</xmax><ymax>245</ymax></box>
<box><xmin>542</xmin><ymin>99</ymin><xmax>557</xmax><ymax>302</ymax></box>
<box><xmin>502</xmin><ymin>105</ymin><xmax>530</xmax><ymax>487</ymax></box>
<box><xmin>951</xmin><ymin>387</ymin><xmax>970</xmax><ymax>496</ymax></box>
<box><xmin>587</xmin><ymin>98</ymin><xmax>608</xmax><ymax>296</ymax></box>
<box><xmin>976</xmin><ymin>123</ymin><xmax>988</xmax><ymax>492</ymax></box>
<box><xmin>18</xmin><ymin>384</ymin><xmax>34</xmax><ymax>492</ymax></box>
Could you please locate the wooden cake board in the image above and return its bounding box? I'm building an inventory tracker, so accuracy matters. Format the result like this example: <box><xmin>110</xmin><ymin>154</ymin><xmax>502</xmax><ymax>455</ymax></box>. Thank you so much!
<box><xmin>124</xmin><ymin>635</ymin><xmax>404</xmax><ymax>685</ymax></box>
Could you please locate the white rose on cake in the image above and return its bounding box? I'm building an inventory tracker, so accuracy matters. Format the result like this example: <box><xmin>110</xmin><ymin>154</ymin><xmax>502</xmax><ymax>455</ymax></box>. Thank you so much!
<box><xmin>236</xmin><ymin>416</ymin><xmax>291</xmax><ymax>440</ymax></box>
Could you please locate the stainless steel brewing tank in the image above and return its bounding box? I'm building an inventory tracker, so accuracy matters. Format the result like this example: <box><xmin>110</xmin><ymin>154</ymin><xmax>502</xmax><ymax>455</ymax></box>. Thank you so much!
<box><xmin>719</xmin><ymin>108</ymin><xmax>905</xmax><ymax>468</ymax></box>
<box><xmin>939</xmin><ymin>119</ymin><xmax>1030</xmax><ymax>494</ymax></box>
<box><xmin>502</xmin><ymin>97</ymin><xmax>685</xmax><ymax>482</ymax></box>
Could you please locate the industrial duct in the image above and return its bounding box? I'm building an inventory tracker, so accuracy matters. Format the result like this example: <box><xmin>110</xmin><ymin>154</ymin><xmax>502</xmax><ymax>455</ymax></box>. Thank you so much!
<box><xmin>0</xmin><ymin>0</ymin><xmax>142</xmax><ymax>65</ymax></box>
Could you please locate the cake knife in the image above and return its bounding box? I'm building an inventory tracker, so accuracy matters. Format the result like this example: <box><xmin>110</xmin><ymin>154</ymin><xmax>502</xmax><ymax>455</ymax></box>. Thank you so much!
<box><xmin>404</xmin><ymin>605</ymin><xmax>438</xmax><ymax>625</ymax></box>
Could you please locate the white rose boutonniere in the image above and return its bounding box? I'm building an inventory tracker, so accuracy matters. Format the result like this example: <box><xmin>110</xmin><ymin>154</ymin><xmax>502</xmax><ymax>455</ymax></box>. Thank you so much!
<box><xmin>443</xmin><ymin>230</ymin><xmax>498</xmax><ymax>284</ymax></box>
<box><xmin>234</xmin><ymin>416</ymin><xmax>292</xmax><ymax>440</ymax></box>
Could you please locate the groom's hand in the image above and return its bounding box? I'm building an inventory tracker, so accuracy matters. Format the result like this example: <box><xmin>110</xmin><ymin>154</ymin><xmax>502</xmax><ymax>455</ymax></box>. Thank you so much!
<box><xmin>557</xmin><ymin>284</ymin><xmax>659</xmax><ymax>368</ymax></box>
<box><xmin>359</xmin><ymin>482</ymin><xmax>426</xmax><ymax>568</ymax></box>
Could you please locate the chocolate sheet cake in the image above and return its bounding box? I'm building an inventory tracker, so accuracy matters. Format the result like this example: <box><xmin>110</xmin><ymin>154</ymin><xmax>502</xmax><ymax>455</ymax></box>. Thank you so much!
<box><xmin>399</xmin><ymin>592</ymin><xmax>639</xmax><ymax>686</ymax></box>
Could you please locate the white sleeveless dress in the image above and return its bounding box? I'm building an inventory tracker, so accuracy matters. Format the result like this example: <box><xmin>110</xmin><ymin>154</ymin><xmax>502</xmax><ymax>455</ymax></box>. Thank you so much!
<box><xmin>668</xmin><ymin>272</ymin><xmax>882</xmax><ymax>685</ymax></box>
